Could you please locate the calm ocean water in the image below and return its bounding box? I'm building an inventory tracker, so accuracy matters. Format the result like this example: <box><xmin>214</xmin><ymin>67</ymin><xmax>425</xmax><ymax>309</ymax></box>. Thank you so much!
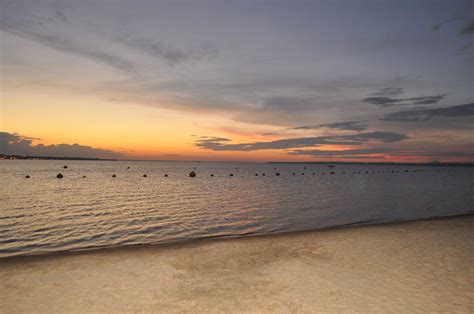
<box><xmin>0</xmin><ymin>160</ymin><xmax>473</xmax><ymax>258</ymax></box>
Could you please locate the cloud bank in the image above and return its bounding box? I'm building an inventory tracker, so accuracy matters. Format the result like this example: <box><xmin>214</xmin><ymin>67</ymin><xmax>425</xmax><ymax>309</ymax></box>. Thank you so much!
<box><xmin>0</xmin><ymin>132</ymin><xmax>123</xmax><ymax>159</ymax></box>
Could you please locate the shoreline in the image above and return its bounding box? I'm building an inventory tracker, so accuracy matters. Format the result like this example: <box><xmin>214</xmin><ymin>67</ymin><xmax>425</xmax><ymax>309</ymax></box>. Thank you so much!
<box><xmin>1</xmin><ymin>214</ymin><xmax>473</xmax><ymax>312</ymax></box>
<box><xmin>2</xmin><ymin>212</ymin><xmax>473</xmax><ymax>262</ymax></box>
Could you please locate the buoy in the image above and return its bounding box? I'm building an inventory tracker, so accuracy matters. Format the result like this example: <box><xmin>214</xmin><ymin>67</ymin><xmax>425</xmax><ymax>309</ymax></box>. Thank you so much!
<box><xmin>57</xmin><ymin>173</ymin><xmax>63</xmax><ymax>179</ymax></box>
<box><xmin>112</xmin><ymin>174</ymin><xmax>116</xmax><ymax>177</ymax></box>
<box><xmin>143</xmin><ymin>174</ymin><xmax>147</xmax><ymax>177</ymax></box>
<box><xmin>276</xmin><ymin>173</ymin><xmax>280</xmax><ymax>176</ymax></box>
<box><xmin>25</xmin><ymin>175</ymin><xmax>30</xmax><ymax>178</ymax></box>
<box><xmin>189</xmin><ymin>171</ymin><xmax>196</xmax><ymax>177</ymax></box>
<box><xmin>63</xmin><ymin>166</ymin><xmax>68</xmax><ymax>169</ymax></box>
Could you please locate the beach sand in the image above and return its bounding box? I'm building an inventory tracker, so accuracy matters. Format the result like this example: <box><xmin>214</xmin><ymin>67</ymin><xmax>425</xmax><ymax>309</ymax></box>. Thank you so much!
<box><xmin>1</xmin><ymin>215</ymin><xmax>473</xmax><ymax>313</ymax></box>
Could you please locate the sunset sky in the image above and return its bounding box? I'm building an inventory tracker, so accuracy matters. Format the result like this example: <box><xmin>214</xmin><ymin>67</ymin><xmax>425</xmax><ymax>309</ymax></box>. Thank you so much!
<box><xmin>1</xmin><ymin>0</ymin><xmax>473</xmax><ymax>162</ymax></box>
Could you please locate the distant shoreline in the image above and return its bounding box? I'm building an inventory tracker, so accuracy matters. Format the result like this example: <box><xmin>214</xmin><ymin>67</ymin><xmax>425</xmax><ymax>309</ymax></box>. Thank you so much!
<box><xmin>0</xmin><ymin>154</ymin><xmax>117</xmax><ymax>161</ymax></box>
<box><xmin>1</xmin><ymin>154</ymin><xmax>473</xmax><ymax>167</ymax></box>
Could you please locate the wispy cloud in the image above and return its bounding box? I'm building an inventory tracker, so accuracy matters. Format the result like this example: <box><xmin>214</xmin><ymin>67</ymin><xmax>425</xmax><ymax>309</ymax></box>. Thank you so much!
<box><xmin>369</xmin><ymin>87</ymin><xmax>404</xmax><ymax>97</ymax></box>
<box><xmin>431</xmin><ymin>11</ymin><xmax>473</xmax><ymax>52</ymax></box>
<box><xmin>0</xmin><ymin>6</ymin><xmax>216</xmax><ymax>80</ymax></box>
<box><xmin>363</xmin><ymin>94</ymin><xmax>448</xmax><ymax>107</ymax></box>
<box><xmin>118</xmin><ymin>36</ymin><xmax>218</xmax><ymax>65</ymax></box>
<box><xmin>262</xmin><ymin>96</ymin><xmax>319</xmax><ymax>112</ymax></box>
<box><xmin>292</xmin><ymin>120</ymin><xmax>368</xmax><ymax>132</ymax></box>
<box><xmin>381</xmin><ymin>103</ymin><xmax>474</xmax><ymax>122</ymax></box>
<box><xmin>0</xmin><ymin>10</ymin><xmax>140</xmax><ymax>77</ymax></box>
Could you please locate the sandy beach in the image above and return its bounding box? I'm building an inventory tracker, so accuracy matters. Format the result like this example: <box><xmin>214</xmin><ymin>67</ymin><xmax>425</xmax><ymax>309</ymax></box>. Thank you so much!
<box><xmin>1</xmin><ymin>215</ymin><xmax>473</xmax><ymax>313</ymax></box>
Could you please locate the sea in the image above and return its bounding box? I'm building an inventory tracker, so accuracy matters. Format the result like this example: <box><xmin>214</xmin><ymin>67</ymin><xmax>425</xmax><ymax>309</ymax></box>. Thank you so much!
<box><xmin>1</xmin><ymin>160</ymin><xmax>473</xmax><ymax>258</ymax></box>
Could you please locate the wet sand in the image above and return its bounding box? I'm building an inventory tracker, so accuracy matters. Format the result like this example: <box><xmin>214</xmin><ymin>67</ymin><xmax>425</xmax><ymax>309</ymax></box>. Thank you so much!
<box><xmin>1</xmin><ymin>215</ymin><xmax>473</xmax><ymax>313</ymax></box>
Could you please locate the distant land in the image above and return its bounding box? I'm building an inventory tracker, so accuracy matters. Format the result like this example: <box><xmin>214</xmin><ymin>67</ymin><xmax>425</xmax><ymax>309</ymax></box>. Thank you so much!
<box><xmin>1</xmin><ymin>154</ymin><xmax>473</xmax><ymax>167</ymax></box>
<box><xmin>0</xmin><ymin>154</ymin><xmax>117</xmax><ymax>161</ymax></box>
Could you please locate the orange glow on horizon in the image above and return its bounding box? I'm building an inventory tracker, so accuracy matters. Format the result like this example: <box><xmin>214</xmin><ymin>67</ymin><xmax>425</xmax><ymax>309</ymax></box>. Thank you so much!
<box><xmin>2</xmin><ymin>86</ymin><xmax>473</xmax><ymax>164</ymax></box>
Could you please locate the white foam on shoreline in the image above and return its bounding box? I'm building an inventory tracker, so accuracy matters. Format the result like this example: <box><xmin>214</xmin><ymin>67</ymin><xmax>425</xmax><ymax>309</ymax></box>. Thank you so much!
<box><xmin>1</xmin><ymin>215</ymin><xmax>473</xmax><ymax>313</ymax></box>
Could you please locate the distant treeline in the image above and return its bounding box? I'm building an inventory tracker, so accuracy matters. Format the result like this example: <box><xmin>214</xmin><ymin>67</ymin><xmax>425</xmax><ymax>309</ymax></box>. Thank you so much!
<box><xmin>0</xmin><ymin>154</ymin><xmax>117</xmax><ymax>161</ymax></box>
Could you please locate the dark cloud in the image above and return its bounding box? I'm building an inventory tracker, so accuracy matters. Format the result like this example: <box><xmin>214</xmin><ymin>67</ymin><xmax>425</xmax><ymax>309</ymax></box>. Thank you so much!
<box><xmin>289</xmin><ymin>147</ymin><xmax>393</xmax><ymax>156</ymax></box>
<box><xmin>195</xmin><ymin>132</ymin><xmax>408</xmax><ymax>151</ymax></box>
<box><xmin>194</xmin><ymin>136</ymin><xmax>232</xmax><ymax>151</ymax></box>
<box><xmin>370</xmin><ymin>87</ymin><xmax>404</xmax><ymax>97</ymax></box>
<box><xmin>363</xmin><ymin>94</ymin><xmax>448</xmax><ymax>107</ymax></box>
<box><xmin>0</xmin><ymin>132</ymin><xmax>123</xmax><ymax>159</ymax></box>
<box><xmin>293</xmin><ymin>120</ymin><xmax>368</xmax><ymax>132</ymax></box>
<box><xmin>381</xmin><ymin>103</ymin><xmax>474</xmax><ymax>122</ymax></box>
<box><xmin>459</xmin><ymin>20</ymin><xmax>474</xmax><ymax>35</ymax></box>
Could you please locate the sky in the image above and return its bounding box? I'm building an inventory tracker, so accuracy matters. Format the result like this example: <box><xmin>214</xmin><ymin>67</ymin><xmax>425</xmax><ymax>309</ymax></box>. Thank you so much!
<box><xmin>0</xmin><ymin>0</ymin><xmax>473</xmax><ymax>162</ymax></box>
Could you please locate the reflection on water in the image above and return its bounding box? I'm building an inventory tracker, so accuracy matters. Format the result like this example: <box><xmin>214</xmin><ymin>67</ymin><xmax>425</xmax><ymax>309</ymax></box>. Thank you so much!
<box><xmin>0</xmin><ymin>160</ymin><xmax>473</xmax><ymax>258</ymax></box>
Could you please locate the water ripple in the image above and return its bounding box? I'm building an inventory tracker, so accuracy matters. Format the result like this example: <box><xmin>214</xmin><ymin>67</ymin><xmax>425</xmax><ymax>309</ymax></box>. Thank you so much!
<box><xmin>0</xmin><ymin>160</ymin><xmax>473</xmax><ymax>258</ymax></box>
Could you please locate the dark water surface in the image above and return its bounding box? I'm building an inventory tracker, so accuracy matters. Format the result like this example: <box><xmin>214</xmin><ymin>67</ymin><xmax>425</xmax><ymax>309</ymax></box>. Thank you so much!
<box><xmin>1</xmin><ymin>160</ymin><xmax>473</xmax><ymax>258</ymax></box>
